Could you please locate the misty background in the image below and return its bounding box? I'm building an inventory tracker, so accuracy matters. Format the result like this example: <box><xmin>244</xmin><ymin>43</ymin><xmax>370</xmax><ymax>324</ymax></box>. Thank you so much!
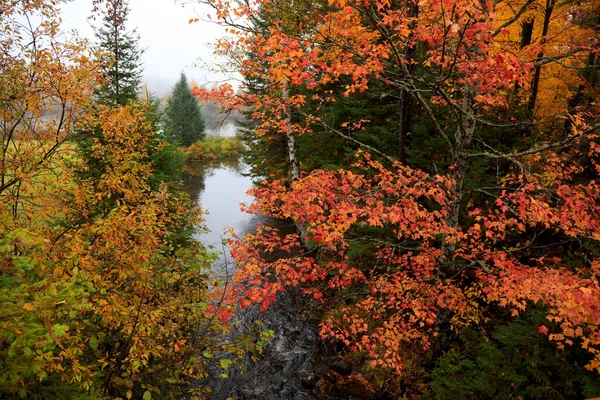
<box><xmin>59</xmin><ymin>0</ymin><xmax>242</xmax><ymax>133</ymax></box>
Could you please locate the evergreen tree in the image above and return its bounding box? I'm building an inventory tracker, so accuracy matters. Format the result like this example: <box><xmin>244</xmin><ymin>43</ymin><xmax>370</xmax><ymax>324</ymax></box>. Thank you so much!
<box><xmin>164</xmin><ymin>73</ymin><xmax>206</xmax><ymax>146</ymax></box>
<box><xmin>430</xmin><ymin>309</ymin><xmax>600</xmax><ymax>399</ymax></box>
<box><xmin>77</xmin><ymin>0</ymin><xmax>185</xmax><ymax>191</ymax></box>
<box><xmin>93</xmin><ymin>0</ymin><xmax>143</xmax><ymax>106</ymax></box>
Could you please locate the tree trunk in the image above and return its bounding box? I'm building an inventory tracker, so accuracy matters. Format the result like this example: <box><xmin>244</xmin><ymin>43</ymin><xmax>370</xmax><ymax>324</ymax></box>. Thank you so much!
<box><xmin>398</xmin><ymin>0</ymin><xmax>418</xmax><ymax>163</ymax></box>
<box><xmin>282</xmin><ymin>83</ymin><xmax>311</xmax><ymax>247</ymax></box>
<box><xmin>520</xmin><ymin>20</ymin><xmax>534</xmax><ymax>49</ymax></box>
<box><xmin>433</xmin><ymin>87</ymin><xmax>476</xmax><ymax>362</ymax></box>
<box><xmin>440</xmin><ymin>87</ymin><xmax>476</xmax><ymax>279</ymax></box>
<box><xmin>282</xmin><ymin>85</ymin><xmax>300</xmax><ymax>181</ymax></box>
<box><xmin>528</xmin><ymin>0</ymin><xmax>555</xmax><ymax>113</ymax></box>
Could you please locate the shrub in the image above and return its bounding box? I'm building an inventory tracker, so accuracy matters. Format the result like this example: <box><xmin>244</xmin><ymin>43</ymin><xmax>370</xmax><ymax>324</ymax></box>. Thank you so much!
<box><xmin>185</xmin><ymin>136</ymin><xmax>245</xmax><ymax>161</ymax></box>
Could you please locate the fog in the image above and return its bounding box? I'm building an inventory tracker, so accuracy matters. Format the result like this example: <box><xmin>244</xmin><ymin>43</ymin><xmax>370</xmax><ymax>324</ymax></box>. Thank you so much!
<box><xmin>59</xmin><ymin>0</ymin><xmax>240</xmax><ymax>97</ymax></box>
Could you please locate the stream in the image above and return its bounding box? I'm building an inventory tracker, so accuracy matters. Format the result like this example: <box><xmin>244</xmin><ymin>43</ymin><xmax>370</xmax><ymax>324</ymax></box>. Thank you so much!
<box><xmin>181</xmin><ymin>158</ymin><xmax>320</xmax><ymax>399</ymax></box>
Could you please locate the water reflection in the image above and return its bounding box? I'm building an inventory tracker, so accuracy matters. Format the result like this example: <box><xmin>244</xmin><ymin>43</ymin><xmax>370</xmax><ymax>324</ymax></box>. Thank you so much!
<box><xmin>182</xmin><ymin>158</ymin><xmax>241</xmax><ymax>204</ymax></box>
<box><xmin>182</xmin><ymin>159</ymin><xmax>255</xmax><ymax>265</ymax></box>
<box><xmin>180</xmin><ymin>165</ymin><xmax>205</xmax><ymax>205</ymax></box>
<box><xmin>183</xmin><ymin>159</ymin><xmax>322</xmax><ymax>399</ymax></box>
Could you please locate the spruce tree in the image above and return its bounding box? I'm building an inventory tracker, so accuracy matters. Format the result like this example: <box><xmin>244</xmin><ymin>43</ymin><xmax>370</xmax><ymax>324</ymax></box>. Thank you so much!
<box><xmin>94</xmin><ymin>0</ymin><xmax>143</xmax><ymax>106</ymax></box>
<box><xmin>164</xmin><ymin>73</ymin><xmax>206</xmax><ymax>146</ymax></box>
<box><xmin>77</xmin><ymin>0</ymin><xmax>185</xmax><ymax>190</ymax></box>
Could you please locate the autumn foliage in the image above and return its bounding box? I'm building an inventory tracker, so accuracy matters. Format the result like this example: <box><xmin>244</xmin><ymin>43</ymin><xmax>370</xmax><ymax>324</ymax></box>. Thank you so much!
<box><xmin>197</xmin><ymin>0</ymin><xmax>600</xmax><ymax>394</ymax></box>
<box><xmin>0</xmin><ymin>1</ymin><xmax>224</xmax><ymax>398</ymax></box>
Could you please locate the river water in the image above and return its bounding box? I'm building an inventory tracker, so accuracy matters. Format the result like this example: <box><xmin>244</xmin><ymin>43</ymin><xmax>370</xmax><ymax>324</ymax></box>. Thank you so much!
<box><xmin>182</xmin><ymin>159</ymin><xmax>255</xmax><ymax>269</ymax></box>
<box><xmin>181</xmin><ymin>159</ymin><xmax>321</xmax><ymax>399</ymax></box>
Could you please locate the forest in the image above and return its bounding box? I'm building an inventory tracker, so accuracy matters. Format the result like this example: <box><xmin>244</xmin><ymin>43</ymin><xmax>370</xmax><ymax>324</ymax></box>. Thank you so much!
<box><xmin>0</xmin><ymin>0</ymin><xmax>228</xmax><ymax>398</ymax></box>
<box><xmin>200</xmin><ymin>0</ymin><xmax>600</xmax><ymax>397</ymax></box>
<box><xmin>1</xmin><ymin>0</ymin><xmax>599</xmax><ymax>398</ymax></box>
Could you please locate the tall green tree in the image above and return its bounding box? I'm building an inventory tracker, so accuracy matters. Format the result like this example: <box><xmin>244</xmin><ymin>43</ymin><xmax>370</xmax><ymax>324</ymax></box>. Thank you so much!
<box><xmin>94</xmin><ymin>0</ymin><xmax>143</xmax><ymax>106</ymax></box>
<box><xmin>79</xmin><ymin>0</ymin><xmax>184</xmax><ymax>190</ymax></box>
<box><xmin>164</xmin><ymin>73</ymin><xmax>206</xmax><ymax>146</ymax></box>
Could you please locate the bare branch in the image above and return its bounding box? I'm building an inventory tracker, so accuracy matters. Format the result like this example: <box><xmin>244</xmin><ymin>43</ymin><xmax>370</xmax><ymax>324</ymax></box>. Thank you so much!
<box><xmin>527</xmin><ymin>47</ymin><xmax>587</xmax><ymax>67</ymax></box>
<box><xmin>468</xmin><ymin>135</ymin><xmax>580</xmax><ymax>160</ymax></box>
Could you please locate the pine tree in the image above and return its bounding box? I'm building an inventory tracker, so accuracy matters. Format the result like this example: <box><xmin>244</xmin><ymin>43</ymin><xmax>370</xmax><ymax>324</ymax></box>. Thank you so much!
<box><xmin>94</xmin><ymin>0</ymin><xmax>143</xmax><ymax>106</ymax></box>
<box><xmin>164</xmin><ymin>73</ymin><xmax>206</xmax><ymax>146</ymax></box>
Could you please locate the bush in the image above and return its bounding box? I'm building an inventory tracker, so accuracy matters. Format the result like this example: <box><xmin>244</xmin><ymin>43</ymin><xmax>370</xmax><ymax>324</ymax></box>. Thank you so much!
<box><xmin>185</xmin><ymin>135</ymin><xmax>245</xmax><ymax>161</ymax></box>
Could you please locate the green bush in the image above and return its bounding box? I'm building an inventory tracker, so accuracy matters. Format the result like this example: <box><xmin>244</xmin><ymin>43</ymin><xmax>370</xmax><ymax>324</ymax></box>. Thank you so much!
<box><xmin>184</xmin><ymin>136</ymin><xmax>245</xmax><ymax>161</ymax></box>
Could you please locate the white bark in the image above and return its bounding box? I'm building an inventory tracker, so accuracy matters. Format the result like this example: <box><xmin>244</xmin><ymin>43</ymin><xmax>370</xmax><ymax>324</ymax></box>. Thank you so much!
<box><xmin>282</xmin><ymin>84</ymin><xmax>300</xmax><ymax>181</ymax></box>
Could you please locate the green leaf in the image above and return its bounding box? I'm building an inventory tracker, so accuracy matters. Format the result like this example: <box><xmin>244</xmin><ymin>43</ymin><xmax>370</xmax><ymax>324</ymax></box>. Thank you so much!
<box><xmin>261</xmin><ymin>329</ymin><xmax>275</xmax><ymax>341</ymax></box>
<box><xmin>219</xmin><ymin>358</ymin><xmax>232</xmax><ymax>370</ymax></box>
<box><xmin>90</xmin><ymin>335</ymin><xmax>99</xmax><ymax>350</ymax></box>
<box><xmin>143</xmin><ymin>390</ymin><xmax>152</xmax><ymax>400</ymax></box>
<box><xmin>52</xmin><ymin>324</ymin><xmax>68</xmax><ymax>338</ymax></box>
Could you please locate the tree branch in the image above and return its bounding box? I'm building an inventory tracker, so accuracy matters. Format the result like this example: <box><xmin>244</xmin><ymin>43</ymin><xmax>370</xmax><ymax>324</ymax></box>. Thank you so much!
<box><xmin>302</xmin><ymin>111</ymin><xmax>397</xmax><ymax>164</ymax></box>
<box><xmin>468</xmin><ymin>134</ymin><xmax>583</xmax><ymax>160</ymax></box>
<box><xmin>492</xmin><ymin>0</ymin><xmax>535</xmax><ymax>37</ymax></box>
<box><xmin>528</xmin><ymin>47</ymin><xmax>587</xmax><ymax>68</ymax></box>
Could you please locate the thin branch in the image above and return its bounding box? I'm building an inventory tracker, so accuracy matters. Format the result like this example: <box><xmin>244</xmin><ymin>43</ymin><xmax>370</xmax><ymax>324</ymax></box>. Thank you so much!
<box><xmin>468</xmin><ymin>129</ymin><xmax>593</xmax><ymax>160</ymax></box>
<box><xmin>301</xmin><ymin>111</ymin><xmax>397</xmax><ymax>164</ymax></box>
<box><xmin>409</xmin><ymin>85</ymin><xmax>456</xmax><ymax>158</ymax></box>
<box><xmin>361</xmin><ymin>5</ymin><xmax>405</xmax><ymax>71</ymax></box>
<box><xmin>492</xmin><ymin>0</ymin><xmax>535</xmax><ymax>37</ymax></box>
<box><xmin>528</xmin><ymin>47</ymin><xmax>587</xmax><ymax>67</ymax></box>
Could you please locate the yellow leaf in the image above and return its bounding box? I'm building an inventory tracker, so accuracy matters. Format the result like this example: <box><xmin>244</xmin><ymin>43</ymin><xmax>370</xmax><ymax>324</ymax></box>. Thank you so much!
<box><xmin>23</xmin><ymin>303</ymin><xmax>35</xmax><ymax>311</ymax></box>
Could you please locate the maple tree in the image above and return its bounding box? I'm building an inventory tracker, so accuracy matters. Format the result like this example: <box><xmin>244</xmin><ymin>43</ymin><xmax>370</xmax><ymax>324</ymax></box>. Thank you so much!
<box><xmin>196</xmin><ymin>0</ymin><xmax>600</xmax><ymax>394</ymax></box>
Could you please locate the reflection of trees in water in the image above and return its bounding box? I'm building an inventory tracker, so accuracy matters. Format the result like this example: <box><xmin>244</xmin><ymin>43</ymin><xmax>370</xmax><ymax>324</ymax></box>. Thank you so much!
<box><xmin>180</xmin><ymin>170</ymin><xmax>205</xmax><ymax>203</ymax></box>
<box><xmin>185</xmin><ymin>158</ymin><xmax>243</xmax><ymax>176</ymax></box>
<box><xmin>181</xmin><ymin>158</ymin><xmax>245</xmax><ymax>203</ymax></box>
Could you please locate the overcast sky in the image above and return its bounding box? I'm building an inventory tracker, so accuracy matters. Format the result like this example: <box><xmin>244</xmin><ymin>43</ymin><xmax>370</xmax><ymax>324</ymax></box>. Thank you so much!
<box><xmin>59</xmin><ymin>0</ymin><xmax>236</xmax><ymax>97</ymax></box>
